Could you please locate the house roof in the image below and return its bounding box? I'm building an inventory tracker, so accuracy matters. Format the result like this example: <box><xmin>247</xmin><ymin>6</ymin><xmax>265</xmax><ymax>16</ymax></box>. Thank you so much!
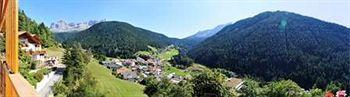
<box><xmin>19</xmin><ymin>31</ymin><xmax>42</xmax><ymax>45</ymax></box>
<box><xmin>325</xmin><ymin>91</ymin><xmax>334</xmax><ymax>97</ymax></box>
<box><xmin>116</xmin><ymin>67</ymin><xmax>130</xmax><ymax>74</ymax></box>
<box><xmin>122</xmin><ymin>71</ymin><xmax>138</xmax><ymax>79</ymax></box>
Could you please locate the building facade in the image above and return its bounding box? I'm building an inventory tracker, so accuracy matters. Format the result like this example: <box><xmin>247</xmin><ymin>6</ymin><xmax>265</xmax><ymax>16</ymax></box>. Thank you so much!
<box><xmin>19</xmin><ymin>31</ymin><xmax>47</xmax><ymax>64</ymax></box>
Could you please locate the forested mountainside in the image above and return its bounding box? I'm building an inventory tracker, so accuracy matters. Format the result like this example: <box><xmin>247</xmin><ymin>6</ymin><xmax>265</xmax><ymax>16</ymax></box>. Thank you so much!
<box><xmin>54</xmin><ymin>31</ymin><xmax>79</xmax><ymax>43</ymax></box>
<box><xmin>63</xmin><ymin>21</ymin><xmax>180</xmax><ymax>58</ymax></box>
<box><xmin>189</xmin><ymin>11</ymin><xmax>350</xmax><ymax>89</ymax></box>
<box><xmin>19</xmin><ymin>10</ymin><xmax>57</xmax><ymax>47</ymax></box>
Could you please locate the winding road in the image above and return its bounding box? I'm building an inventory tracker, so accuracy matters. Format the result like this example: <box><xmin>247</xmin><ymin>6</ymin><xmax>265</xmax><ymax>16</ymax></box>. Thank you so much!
<box><xmin>36</xmin><ymin>67</ymin><xmax>65</xmax><ymax>97</ymax></box>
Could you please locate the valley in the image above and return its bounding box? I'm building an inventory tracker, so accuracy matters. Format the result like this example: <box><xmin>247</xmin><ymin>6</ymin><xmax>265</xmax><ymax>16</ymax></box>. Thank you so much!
<box><xmin>1</xmin><ymin>0</ymin><xmax>348</xmax><ymax>97</ymax></box>
<box><xmin>55</xmin><ymin>11</ymin><xmax>350</xmax><ymax>91</ymax></box>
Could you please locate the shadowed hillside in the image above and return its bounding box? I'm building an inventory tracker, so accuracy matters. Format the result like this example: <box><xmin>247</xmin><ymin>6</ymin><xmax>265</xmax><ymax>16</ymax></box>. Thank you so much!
<box><xmin>189</xmin><ymin>11</ymin><xmax>350</xmax><ymax>89</ymax></box>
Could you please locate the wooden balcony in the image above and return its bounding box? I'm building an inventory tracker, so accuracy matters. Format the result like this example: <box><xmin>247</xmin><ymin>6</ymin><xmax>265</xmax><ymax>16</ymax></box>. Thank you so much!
<box><xmin>1</xmin><ymin>62</ymin><xmax>39</xmax><ymax>97</ymax></box>
<box><xmin>1</xmin><ymin>0</ymin><xmax>40</xmax><ymax>96</ymax></box>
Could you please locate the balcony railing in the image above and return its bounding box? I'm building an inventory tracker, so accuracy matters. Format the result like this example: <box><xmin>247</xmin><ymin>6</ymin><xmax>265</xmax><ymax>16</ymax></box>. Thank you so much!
<box><xmin>1</xmin><ymin>61</ymin><xmax>19</xmax><ymax>97</ymax></box>
<box><xmin>1</xmin><ymin>61</ymin><xmax>39</xmax><ymax>97</ymax></box>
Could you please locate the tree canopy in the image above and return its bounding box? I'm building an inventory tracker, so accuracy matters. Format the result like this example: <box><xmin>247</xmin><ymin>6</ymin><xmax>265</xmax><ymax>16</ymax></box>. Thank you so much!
<box><xmin>19</xmin><ymin>10</ymin><xmax>57</xmax><ymax>47</ymax></box>
<box><xmin>54</xmin><ymin>44</ymin><xmax>103</xmax><ymax>97</ymax></box>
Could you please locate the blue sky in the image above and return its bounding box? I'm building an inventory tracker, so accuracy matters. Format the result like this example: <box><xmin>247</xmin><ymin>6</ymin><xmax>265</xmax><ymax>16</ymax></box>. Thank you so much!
<box><xmin>20</xmin><ymin>0</ymin><xmax>350</xmax><ymax>38</ymax></box>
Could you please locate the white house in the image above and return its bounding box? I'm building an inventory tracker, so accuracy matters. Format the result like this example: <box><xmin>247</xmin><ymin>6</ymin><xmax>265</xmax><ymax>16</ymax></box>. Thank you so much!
<box><xmin>19</xmin><ymin>31</ymin><xmax>47</xmax><ymax>64</ymax></box>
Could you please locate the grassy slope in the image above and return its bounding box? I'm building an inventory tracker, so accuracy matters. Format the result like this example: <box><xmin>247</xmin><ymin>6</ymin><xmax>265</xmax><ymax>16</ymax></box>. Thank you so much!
<box><xmin>164</xmin><ymin>63</ymin><xmax>189</xmax><ymax>76</ymax></box>
<box><xmin>156</xmin><ymin>48</ymin><xmax>179</xmax><ymax>61</ymax></box>
<box><xmin>45</xmin><ymin>47</ymin><xmax>65</xmax><ymax>58</ymax></box>
<box><xmin>86</xmin><ymin>60</ymin><xmax>147</xmax><ymax>97</ymax></box>
<box><xmin>155</xmin><ymin>48</ymin><xmax>191</xmax><ymax>76</ymax></box>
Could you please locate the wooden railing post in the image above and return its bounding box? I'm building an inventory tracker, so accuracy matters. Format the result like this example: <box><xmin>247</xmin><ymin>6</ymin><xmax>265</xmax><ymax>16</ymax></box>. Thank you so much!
<box><xmin>5</xmin><ymin>0</ymin><xmax>19</xmax><ymax>73</ymax></box>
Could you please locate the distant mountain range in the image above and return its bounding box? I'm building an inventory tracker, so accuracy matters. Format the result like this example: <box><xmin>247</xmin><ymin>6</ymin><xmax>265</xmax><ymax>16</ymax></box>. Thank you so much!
<box><xmin>183</xmin><ymin>24</ymin><xmax>229</xmax><ymax>47</ymax></box>
<box><xmin>50</xmin><ymin>19</ymin><xmax>106</xmax><ymax>32</ymax></box>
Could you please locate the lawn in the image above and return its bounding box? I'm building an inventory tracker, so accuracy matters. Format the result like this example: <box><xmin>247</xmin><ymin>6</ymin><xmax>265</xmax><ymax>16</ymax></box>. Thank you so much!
<box><xmin>156</xmin><ymin>48</ymin><xmax>179</xmax><ymax>61</ymax></box>
<box><xmin>157</xmin><ymin>48</ymin><xmax>189</xmax><ymax>76</ymax></box>
<box><xmin>45</xmin><ymin>47</ymin><xmax>65</xmax><ymax>58</ymax></box>
<box><xmin>164</xmin><ymin>63</ymin><xmax>189</xmax><ymax>76</ymax></box>
<box><xmin>164</xmin><ymin>63</ymin><xmax>210</xmax><ymax>77</ymax></box>
<box><xmin>86</xmin><ymin>60</ymin><xmax>147</xmax><ymax>97</ymax></box>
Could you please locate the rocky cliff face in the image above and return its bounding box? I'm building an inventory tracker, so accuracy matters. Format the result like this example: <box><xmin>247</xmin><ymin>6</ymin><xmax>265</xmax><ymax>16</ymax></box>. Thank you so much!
<box><xmin>50</xmin><ymin>19</ymin><xmax>106</xmax><ymax>32</ymax></box>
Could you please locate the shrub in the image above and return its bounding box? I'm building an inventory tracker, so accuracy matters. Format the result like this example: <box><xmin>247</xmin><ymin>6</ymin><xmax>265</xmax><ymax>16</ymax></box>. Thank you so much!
<box><xmin>34</xmin><ymin>71</ymin><xmax>44</xmax><ymax>81</ymax></box>
<box><xmin>170</xmin><ymin>55</ymin><xmax>194</xmax><ymax>69</ymax></box>
<box><xmin>30</xmin><ymin>61</ymin><xmax>39</xmax><ymax>69</ymax></box>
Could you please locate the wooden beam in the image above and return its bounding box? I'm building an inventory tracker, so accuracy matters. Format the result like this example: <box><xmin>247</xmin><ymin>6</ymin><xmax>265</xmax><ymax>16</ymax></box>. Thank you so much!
<box><xmin>5</xmin><ymin>0</ymin><xmax>19</xmax><ymax>73</ymax></box>
<box><xmin>0</xmin><ymin>0</ymin><xmax>8</xmax><ymax>30</ymax></box>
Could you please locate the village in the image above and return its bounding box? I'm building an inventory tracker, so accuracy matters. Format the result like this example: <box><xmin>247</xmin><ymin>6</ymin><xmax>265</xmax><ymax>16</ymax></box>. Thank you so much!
<box><xmin>101</xmin><ymin>51</ymin><xmax>185</xmax><ymax>83</ymax></box>
<box><xmin>99</xmin><ymin>45</ymin><xmax>245</xmax><ymax>92</ymax></box>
